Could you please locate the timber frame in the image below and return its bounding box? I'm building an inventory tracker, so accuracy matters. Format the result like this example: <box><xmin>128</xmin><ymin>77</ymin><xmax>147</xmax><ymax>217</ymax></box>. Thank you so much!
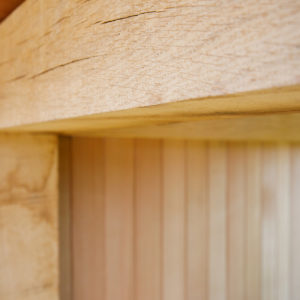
<box><xmin>0</xmin><ymin>0</ymin><xmax>299</xmax><ymax>300</ymax></box>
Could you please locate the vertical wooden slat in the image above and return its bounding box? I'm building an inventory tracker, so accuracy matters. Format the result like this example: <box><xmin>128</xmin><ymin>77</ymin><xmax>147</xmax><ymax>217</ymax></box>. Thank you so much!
<box><xmin>290</xmin><ymin>145</ymin><xmax>300</xmax><ymax>300</ymax></box>
<box><xmin>208</xmin><ymin>142</ymin><xmax>227</xmax><ymax>300</ymax></box>
<box><xmin>105</xmin><ymin>138</ymin><xmax>134</xmax><ymax>300</ymax></box>
<box><xmin>186</xmin><ymin>141</ymin><xmax>208</xmax><ymax>300</ymax></box>
<box><xmin>246</xmin><ymin>143</ymin><xmax>261</xmax><ymax>300</ymax></box>
<box><xmin>261</xmin><ymin>144</ymin><xmax>278</xmax><ymax>300</ymax></box>
<box><xmin>162</xmin><ymin>140</ymin><xmax>186</xmax><ymax>300</ymax></box>
<box><xmin>227</xmin><ymin>144</ymin><xmax>246</xmax><ymax>300</ymax></box>
<box><xmin>135</xmin><ymin>139</ymin><xmax>161</xmax><ymax>300</ymax></box>
<box><xmin>59</xmin><ymin>137</ymin><xmax>72</xmax><ymax>300</ymax></box>
<box><xmin>72</xmin><ymin>138</ymin><xmax>105</xmax><ymax>300</ymax></box>
<box><xmin>277</xmin><ymin>145</ymin><xmax>290</xmax><ymax>300</ymax></box>
<box><xmin>69</xmin><ymin>138</ymin><xmax>300</xmax><ymax>300</ymax></box>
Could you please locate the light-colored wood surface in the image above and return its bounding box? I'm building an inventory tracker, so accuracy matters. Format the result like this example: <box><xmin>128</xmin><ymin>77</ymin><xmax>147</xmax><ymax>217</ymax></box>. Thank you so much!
<box><xmin>0</xmin><ymin>133</ymin><xmax>58</xmax><ymax>300</ymax></box>
<box><xmin>104</xmin><ymin>139</ymin><xmax>134</xmax><ymax>300</ymax></box>
<box><xmin>291</xmin><ymin>147</ymin><xmax>300</xmax><ymax>299</ymax></box>
<box><xmin>0</xmin><ymin>0</ymin><xmax>299</xmax><ymax>129</ymax></box>
<box><xmin>87</xmin><ymin>111</ymin><xmax>300</xmax><ymax>142</ymax></box>
<box><xmin>245</xmin><ymin>144</ymin><xmax>261</xmax><ymax>300</ymax></box>
<box><xmin>135</xmin><ymin>139</ymin><xmax>161</xmax><ymax>300</ymax></box>
<box><xmin>69</xmin><ymin>137</ymin><xmax>300</xmax><ymax>300</ymax></box>
<box><xmin>186</xmin><ymin>141</ymin><xmax>207</xmax><ymax>300</ymax></box>
<box><xmin>163</xmin><ymin>140</ymin><xmax>186</xmax><ymax>300</ymax></box>
<box><xmin>0</xmin><ymin>0</ymin><xmax>23</xmax><ymax>22</ymax></box>
<box><xmin>208</xmin><ymin>143</ymin><xmax>227</xmax><ymax>300</ymax></box>
<box><xmin>72</xmin><ymin>138</ymin><xmax>105</xmax><ymax>300</ymax></box>
<box><xmin>5</xmin><ymin>86</ymin><xmax>300</xmax><ymax>142</ymax></box>
<box><xmin>58</xmin><ymin>137</ymin><xmax>72</xmax><ymax>300</ymax></box>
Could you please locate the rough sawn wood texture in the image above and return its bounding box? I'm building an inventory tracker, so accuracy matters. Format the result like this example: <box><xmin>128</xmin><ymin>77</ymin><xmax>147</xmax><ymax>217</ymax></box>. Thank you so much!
<box><xmin>0</xmin><ymin>134</ymin><xmax>59</xmax><ymax>300</ymax></box>
<box><xmin>0</xmin><ymin>0</ymin><xmax>299</xmax><ymax>128</ymax></box>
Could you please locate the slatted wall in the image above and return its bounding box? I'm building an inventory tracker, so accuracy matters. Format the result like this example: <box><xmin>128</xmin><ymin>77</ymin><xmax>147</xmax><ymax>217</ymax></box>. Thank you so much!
<box><xmin>68</xmin><ymin>138</ymin><xmax>300</xmax><ymax>300</ymax></box>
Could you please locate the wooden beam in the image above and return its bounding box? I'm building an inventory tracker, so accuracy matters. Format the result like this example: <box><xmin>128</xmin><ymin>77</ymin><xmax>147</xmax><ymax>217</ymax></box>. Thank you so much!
<box><xmin>81</xmin><ymin>112</ymin><xmax>300</xmax><ymax>142</ymax></box>
<box><xmin>3</xmin><ymin>86</ymin><xmax>300</xmax><ymax>141</ymax></box>
<box><xmin>0</xmin><ymin>133</ymin><xmax>59</xmax><ymax>300</ymax></box>
<box><xmin>0</xmin><ymin>0</ymin><xmax>299</xmax><ymax>130</ymax></box>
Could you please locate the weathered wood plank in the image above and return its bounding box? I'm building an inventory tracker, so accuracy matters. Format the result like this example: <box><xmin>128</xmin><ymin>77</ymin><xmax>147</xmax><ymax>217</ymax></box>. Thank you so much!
<box><xmin>0</xmin><ymin>0</ymin><xmax>299</xmax><ymax>130</ymax></box>
<box><xmin>0</xmin><ymin>133</ymin><xmax>58</xmax><ymax>300</ymax></box>
<box><xmin>4</xmin><ymin>86</ymin><xmax>300</xmax><ymax>142</ymax></box>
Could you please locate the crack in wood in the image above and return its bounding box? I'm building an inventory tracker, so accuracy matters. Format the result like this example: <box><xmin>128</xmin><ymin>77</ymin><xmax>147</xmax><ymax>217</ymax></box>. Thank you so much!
<box><xmin>93</xmin><ymin>10</ymin><xmax>162</xmax><ymax>25</ymax></box>
<box><xmin>5</xmin><ymin>75</ymin><xmax>26</xmax><ymax>83</ymax></box>
<box><xmin>30</xmin><ymin>55</ymin><xmax>98</xmax><ymax>79</ymax></box>
<box><xmin>91</xmin><ymin>5</ymin><xmax>214</xmax><ymax>26</ymax></box>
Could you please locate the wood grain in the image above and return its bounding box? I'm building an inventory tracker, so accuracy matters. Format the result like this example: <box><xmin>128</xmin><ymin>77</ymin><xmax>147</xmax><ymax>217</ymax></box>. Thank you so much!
<box><xmin>227</xmin><ymin>144</ymin><xmax>246</xmax><ymax>300</ymax></box>
<box><xmin>2</xmin><ymin>85</ymin><xmax>300</xmax><ymax>142</ymax></box>
<box><xmin>63</xmin><ymin>107</ymin><xmax>300</xmax><ymax>142</ymax></box>
<box><xmin>105</xmin><ymin>139</ymin><xmax>134</xmax><ymax>300</ymax></box>
<box><xmin>0</xmin><ymin>0</ymin><xmax>299</xmax><ymax>129</ymax></box>
<box><xmin>261</xmin><ymin>145</ymin><xmax>277</xmax><ymax>300</ymax></box>
<box><xmin>245</xmin><ymin>143</ymin><xmax>261</xmax><ymax>300</ymax></box>
<box><xmin>290</xmin><ymin>146</ymin><xmax>300</xmax><ymax>300</ymax></box>
<box><xmin>72</xmin><ymin>138</ymin><xmax>105</xmax><ymax>300</ymax></box>
<box><xmin>186</xmin><ymin>141</ymin><xmax>208</xmax><ymax>300</ymax></box>
<box><xmin>0</xmin><ymin>133</ymin><xmax>58</xmax><ymax>300</ymax></box>
<box><xmin>208</xmin><ymin>142</ymin><xmax>227</xmax><ymax>300</ymax></box>
<box><xmin>4</xmin><ymin>86</ymin><xmax>300</xmax><ymax>142</ymax></box>
<box><xmin>162</xmin><ymin>140</ymin><xmax>186</xmax><ymax>300</ymax></box>
<box><xmin>68</xmin><ymin>137</ymin><xmax>300</xmax><ymax>300</ymax></box>
<box><xmin>135</xmin><ymin>139</ymin><xmax>161</xmax><ymax>300</ymax></box>
<box><xmin>277</xmin><ymin>145</ymin><xmax>290</xmax><ymax>300</ymax></box>
<box><xmin>58</xmin><ymin>137</ymin><xmax>72</xmax><ymax>300</ymax></box>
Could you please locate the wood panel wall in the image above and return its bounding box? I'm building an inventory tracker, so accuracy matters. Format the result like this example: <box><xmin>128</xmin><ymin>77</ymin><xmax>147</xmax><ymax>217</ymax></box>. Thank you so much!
<box><xmin>0</xmin><ymin>134</ymin><xmax>59</xmax><ymax>300</ymax></box>
<box><xmin>69</xmin><ymin>137</ymin><xmax>300</xmax><ymax>300</ymax></box>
